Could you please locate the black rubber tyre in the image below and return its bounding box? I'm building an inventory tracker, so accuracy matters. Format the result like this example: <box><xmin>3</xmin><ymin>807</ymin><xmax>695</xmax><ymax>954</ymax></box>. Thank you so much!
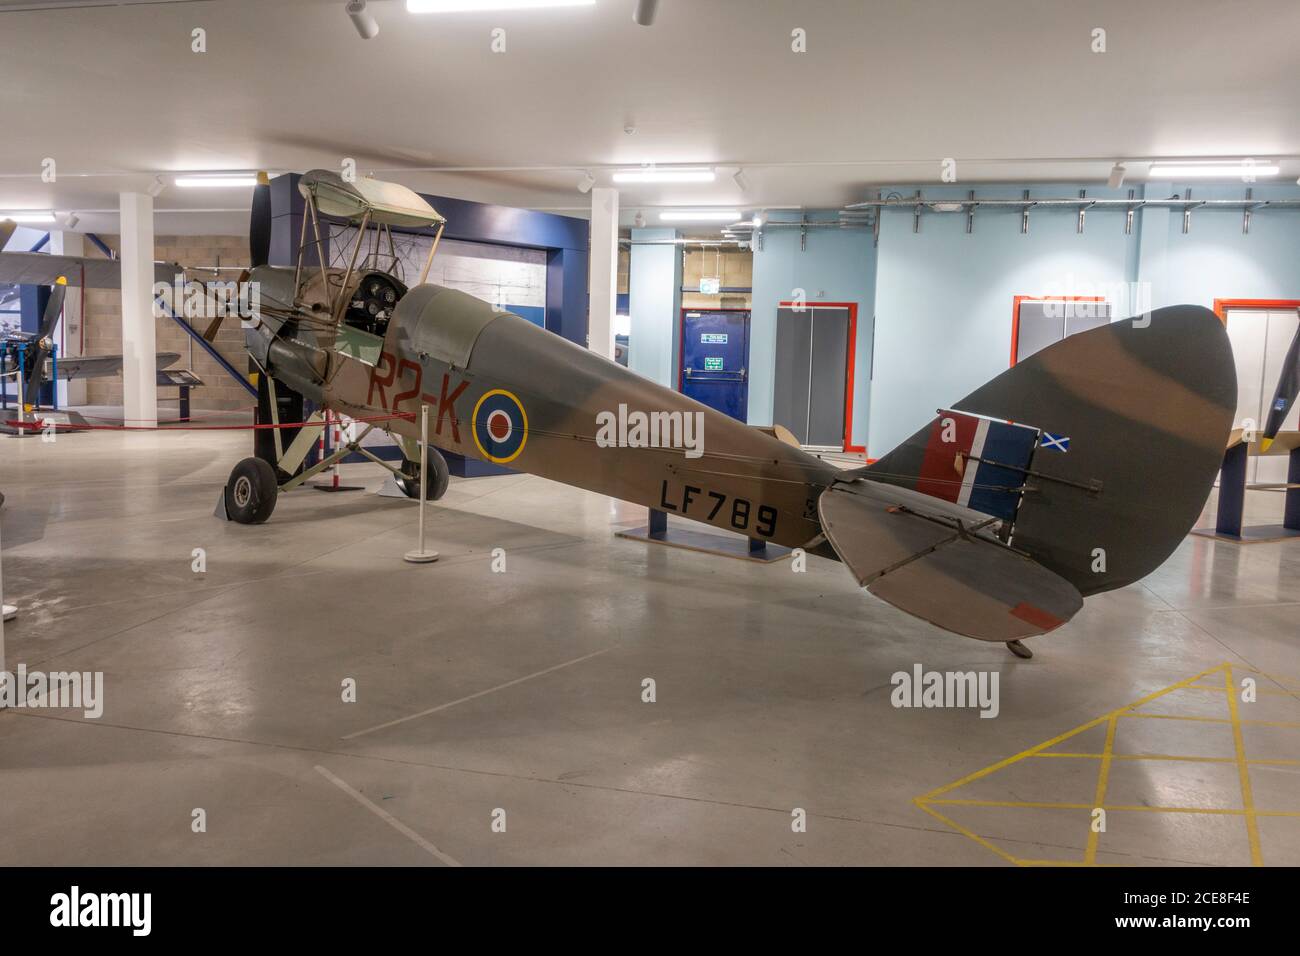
<box><xmin>224</xmin><ymin>457</ymin><xmax>278</xmax><ymax>524</ymax></box>
<box><xmin>399</xmin><ymin>447</ymin><xmax>450</xmax><ymax>501</ymax></box>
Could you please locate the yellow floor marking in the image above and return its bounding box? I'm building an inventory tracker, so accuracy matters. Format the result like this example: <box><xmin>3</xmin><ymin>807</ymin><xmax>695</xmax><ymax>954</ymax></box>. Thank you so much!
<box><xmin>914</xmin><ymin>800</ymin><xmax>1023</xmax><ymax>865</ymax></box>
<box><xmin>916</xmin><ymin>662</ymin><xmax>1300</xmax><ymax>866</ymax></box>
<box><xmin>918</xmin><ymin>663</ymin><xmax>1226</xmax><ymax>801</ymax></box>
<box><xmin>926</xmin><ymin>799</ymin><xmax>1300</xmax><ymax>817</ymax></box>
<box><xmin>1225</xmin><ymin>663</ymin><xmax>1264</xmax><ymax>865</ymax></box>
<box><xmin>1122</xmin><ymin>713</ymin><xmax>1300</xmax><ymax>728</ymax></box>
<box><xmin>1084</xmin><ymin>714</ymin><xmax>1119</xmax><ymax>864</ymax></box>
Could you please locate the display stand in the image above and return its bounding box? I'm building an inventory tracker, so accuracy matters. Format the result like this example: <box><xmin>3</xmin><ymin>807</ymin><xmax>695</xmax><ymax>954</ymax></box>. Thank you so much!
<box><xmin>1192</xmin><ymin>430</ymin><xmax>1300</xmax><ymax>543</ymax></box>
<box><xmin>616</xmin><ymin>507</ymin><xmax>792</xmax><ymax>564</ymax></box>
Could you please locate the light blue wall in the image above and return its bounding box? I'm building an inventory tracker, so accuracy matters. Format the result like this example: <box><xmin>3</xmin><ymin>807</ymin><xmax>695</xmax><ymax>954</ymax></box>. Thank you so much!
<box><xmin>628</xmin><ymin>227</ymin><xmax>681</xmax><ymax>387</ymax></box>
<box><xmin>1143</xmin><ymin>182</ymin><xmax>1300</xmax><ymax>309</ymax></box>
<box><xmin>869</xmin><ymin>184</ymin><xmax>1137</xmax><ymax>456</ymax></box>
<box><xmin>750</xmin><ymin>210</ymin><xmax>876</xmax><ymax>447</ymax></box>
<box><xmin>625</xmin><ymin>182</ymin><xmax>1300</xmax><ymax>459</ymax></box>
<box><xmin>868</xmin><ymin>181</ymin><xmax>1300</xmax><ymax>457</ymax></box>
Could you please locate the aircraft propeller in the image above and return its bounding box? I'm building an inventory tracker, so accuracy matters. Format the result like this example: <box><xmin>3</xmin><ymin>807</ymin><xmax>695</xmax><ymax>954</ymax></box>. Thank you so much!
<box><xmin>22</xmin><ymin>275</ymin><xmax>67</xmax><ymax>407</ymax></box>
<box><xmin>249</xmin><ymin>170</ymin><xmax>271</xmax><ymax>269</ymax></box>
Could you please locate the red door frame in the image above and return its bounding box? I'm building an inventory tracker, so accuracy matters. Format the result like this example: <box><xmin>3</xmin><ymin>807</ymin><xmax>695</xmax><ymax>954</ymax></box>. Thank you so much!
<box><xmin>1213</xmin><ymin>298</ymin><xmax>1300</xmax><ymax>325</ymax></box>
<box><xmin>1010</xmin><ymin>295</ymin><xmax>1106</xmax><ymax>367</ymax></box>
<box><xmin>776</xmin><ymin>300</ymin><xmax>863</xmax><ymax>454</ymax></box>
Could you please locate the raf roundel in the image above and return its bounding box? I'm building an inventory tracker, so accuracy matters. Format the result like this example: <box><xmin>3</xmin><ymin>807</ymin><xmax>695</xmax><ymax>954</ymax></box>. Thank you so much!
<box><xmin>472</xmin><ymin>389</ymin><xmax>529</xmax><ymax>464</ymax></box>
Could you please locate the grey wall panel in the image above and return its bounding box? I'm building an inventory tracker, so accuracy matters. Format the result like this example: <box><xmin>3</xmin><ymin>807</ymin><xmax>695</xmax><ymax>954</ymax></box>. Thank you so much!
<box><xmin>808</xmin><ymin>307</ymin><xmax>849</xmax><ymax>446</ymax></box>
<box><xmin>1015</xmin><ymin>301</ymin><xmax>1065</xmax><ymax>364</ymax></box>
<box><xmin>773</xmin><ymin>307</ymin><xmax>812</xmax><ymax>443</ymax></box>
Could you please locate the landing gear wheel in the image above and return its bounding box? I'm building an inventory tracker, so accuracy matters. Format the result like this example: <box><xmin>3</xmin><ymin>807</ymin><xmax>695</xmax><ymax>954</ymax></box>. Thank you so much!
<box><xmin>399</xmin><ymin>447</ymin><xmax>450</xmax><ymax>502</ymax></box>
<box><xmin>224</xmin><ymin>457</ymin><xmax>278</xmax><ymax>524</ymax></box>
<box><xmin>1006</xmin><ymin>639</ymin><xmax>1033</xmax><ymax>659</ymax></box>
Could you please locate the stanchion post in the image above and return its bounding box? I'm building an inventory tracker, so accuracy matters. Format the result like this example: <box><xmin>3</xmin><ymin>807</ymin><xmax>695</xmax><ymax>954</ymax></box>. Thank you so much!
<box><xmin>404</xmin><ymin>403</ymin><xmax>439</xmax><ymax>564</ymax></box>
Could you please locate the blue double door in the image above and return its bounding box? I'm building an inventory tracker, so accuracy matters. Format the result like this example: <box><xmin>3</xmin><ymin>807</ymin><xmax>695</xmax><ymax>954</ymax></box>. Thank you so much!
<box><xmin>680</xmin><ymin>309</ymin><xmax>750</xmax><ymax>422</ymax></box>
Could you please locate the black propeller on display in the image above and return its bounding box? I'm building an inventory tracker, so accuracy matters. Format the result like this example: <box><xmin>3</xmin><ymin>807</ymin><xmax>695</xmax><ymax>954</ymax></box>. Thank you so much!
<box><xmin>22</xmin><ymin>276</ymin><xmax>67</xmax><ymax>406</ymax></box>
<box><xmin>197</xmin><ymin>171</ymin><xmax>270</xmax><ymax>345</ymax></box>
<box><xmin>1261</xmin><ymin>316</ymin><xmax>1300</xmax><ymax>450</ymax></box>
<box><xmin>249</xmin><ymin>170</ymin><xmax>271</xmax><ymax>269</ymax></box>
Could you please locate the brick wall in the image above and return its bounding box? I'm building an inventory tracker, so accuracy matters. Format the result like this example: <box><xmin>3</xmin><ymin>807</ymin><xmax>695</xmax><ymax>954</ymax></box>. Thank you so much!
<box><xmin>83</xmin><ymin>234</ymin><xmax>252</xmax><ymax>411</ymax></box>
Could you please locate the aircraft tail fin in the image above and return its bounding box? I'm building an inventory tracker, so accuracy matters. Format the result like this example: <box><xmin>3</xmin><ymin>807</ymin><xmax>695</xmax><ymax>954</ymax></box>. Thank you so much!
<box><xmin>861</xmin><ymin>304</ymin><xmax>1235</xmax><ymax>597</ymax></box>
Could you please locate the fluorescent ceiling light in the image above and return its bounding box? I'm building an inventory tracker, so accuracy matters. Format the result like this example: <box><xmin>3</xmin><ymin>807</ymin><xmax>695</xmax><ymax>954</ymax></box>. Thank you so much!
<box><xmin>0</xmin><ymin>211</ymin><xmax>56</xmax><ymax>223</ymax></box>
<box><xmin>1148</xmin><ymin>162</ymin><xmax>1279</xmax><ymax>178</ymax></box>
<box><xmin>175</xmin><ymin>175</ymin><xmax>259</xmax><ymax>188</ymax></box>
<box><xmin>660</xmin><ymin>210</ymin><xmax>740</xmax><ymax>222</ymax></box>
<box><xmin>407</xmin><ymin>0</ymin><xmax>595</xmax><ymax>12</ymax></box>
<box><xmin>614</xmin><ymin>168</ymin><xmax>715</xmax><ymax>184</ymax></box>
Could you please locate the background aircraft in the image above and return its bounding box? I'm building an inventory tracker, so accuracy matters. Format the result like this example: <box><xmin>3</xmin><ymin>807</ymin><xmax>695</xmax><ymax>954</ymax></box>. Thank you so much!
<box><xmin>0</xmin><ymin>218</ymin><xmax>183</xmax><ymax>418</ymax></box>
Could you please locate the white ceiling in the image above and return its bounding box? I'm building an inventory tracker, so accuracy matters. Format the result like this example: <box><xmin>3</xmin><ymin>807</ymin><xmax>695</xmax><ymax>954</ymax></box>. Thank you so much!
<box><xmin>1</xmin><ymin>0</ymin><xmax>1298</xmax><ymax>235</ymax></box>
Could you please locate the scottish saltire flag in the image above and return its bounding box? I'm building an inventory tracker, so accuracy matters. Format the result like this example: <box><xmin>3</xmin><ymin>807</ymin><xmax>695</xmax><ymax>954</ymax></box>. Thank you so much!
<box><xmin>1041</xmin><ymin>432</ymin><xmax>1070</xmax><ymax>452</ymax></box>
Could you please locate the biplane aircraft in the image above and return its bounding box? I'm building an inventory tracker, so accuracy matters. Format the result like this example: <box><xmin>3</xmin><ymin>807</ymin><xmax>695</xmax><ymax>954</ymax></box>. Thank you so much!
<box><xmin>212</xmin><ymin>169</ymin><xmax>1241</xmax><ymax>654</ymax></box>
<box><xmin>0</xmin><ymin>217</ymin><xmax>188</xmax><ymax>422</ymax></box>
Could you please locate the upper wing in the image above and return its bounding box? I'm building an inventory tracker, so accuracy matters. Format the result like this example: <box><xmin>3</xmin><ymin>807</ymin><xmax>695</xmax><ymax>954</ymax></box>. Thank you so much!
<box><xmin>0</xmin><ymin>252</ymin><xmax>183</xmax><ymax>288</ymax></box>
<box><xmin>818</xmin><ymin>481</ymin><xmax>1083</xmax><ymax>642</ymax></box>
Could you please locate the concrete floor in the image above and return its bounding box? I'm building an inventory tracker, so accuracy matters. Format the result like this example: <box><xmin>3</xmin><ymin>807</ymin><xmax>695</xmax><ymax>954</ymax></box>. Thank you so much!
<box><xmin>1</xmin><ymin>418</ymin><xmax>1297</xmax><ymax>866</ymax></box>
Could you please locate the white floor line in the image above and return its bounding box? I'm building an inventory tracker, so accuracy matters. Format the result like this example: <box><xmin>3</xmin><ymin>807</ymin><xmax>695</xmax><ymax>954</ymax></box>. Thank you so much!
<box><xmin>314</xmin><ymin>764</ymin><xmax>462</xmax><ymax>867</ymax></box>
<box><xmin>342</xmin><ymin>647</ymin><xmax>613</xmax><ymax>741</ymax></box>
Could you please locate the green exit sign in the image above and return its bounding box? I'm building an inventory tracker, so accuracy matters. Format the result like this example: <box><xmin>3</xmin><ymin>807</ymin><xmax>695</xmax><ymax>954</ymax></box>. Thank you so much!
<box><xmin>704</xmin><ymin>357</ymin><xmax>724</xmax><ymax>371</ymax></box>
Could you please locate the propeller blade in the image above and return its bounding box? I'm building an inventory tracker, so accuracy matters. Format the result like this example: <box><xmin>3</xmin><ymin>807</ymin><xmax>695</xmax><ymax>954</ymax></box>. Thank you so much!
<box><xmin>1261</xmin><ymin>317</ymin><xmax>1300</xmax><ymax>449</ymax></box>
<box><xmin>249</xmin><ymin>170</ymin><xmax>271</xmax><ymax>268</ymax></box>
<box><xmin>202</xmin><ymin>313</ymin><xmax>225</xmax><ymax>343</ymax></box>
<box><xmin>21</xmin><ymin>276</ymin><xmax>66</xmax><ymax>406</ymax></box>
<box><xmin>39</xmin><ymin>275</ymin><xmax>68</xmax><ymax>340</ymax></box>
<box><xmin>0</xmin><ymin>218</ymin><xmax>15</xmax><ymax>250</ymax></box>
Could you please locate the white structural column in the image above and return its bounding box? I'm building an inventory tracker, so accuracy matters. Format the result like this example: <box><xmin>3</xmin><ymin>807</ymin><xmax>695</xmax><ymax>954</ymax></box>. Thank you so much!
<box><xmin>50</xmin><ymin>231</ymin><xmax>86</xmax><ymax>407</ymax></box>
<box><xmin>119</xmin><ymin>192</ymin><xmax>157</xmax><ymax>427</ymax></box>
<box><xmin>587</xmin><ymin>186</ymin><xmax>619</xmax><ymax>359</ymax></box>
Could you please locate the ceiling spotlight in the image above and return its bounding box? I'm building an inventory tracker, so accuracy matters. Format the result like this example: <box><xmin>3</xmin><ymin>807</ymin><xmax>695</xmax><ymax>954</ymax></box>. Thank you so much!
<box><xmin>175</xmin><ymin>175</ymin><xmax>259</xmax><ymax>188</ymax></box>
<box><xmin>732</xmin><ymin>168</ymin><xmax>750</xmax><ymax>192</ymax></box>
<box><xmin>659</xmin><ymin>209</ymin><xmax>740</xmax><ymax>222</ymax></box>
<box><xmin>0</xmin><ymin>211</ymin><xmax>56</xmax><ymax>224</ymax></box>
<box><xmin>1148</xmin><ymin>161</ymin><xmax>1280</xmax><ymax>178</ymax></box>
<box><xmin>633</xmin><ymin>0</ymin><xmax>658</xmax><ymax>26</ymax></box>
<box><xmin>577</xmin><ymin>171</ymin><xmax>596</xmax><ymax>194</ymax></box>
<box><xmin>752</xmin><ymin>212</ymin><xmax>763</xmax><ymax>229</ymax></box>
<box><xmin>61</xmin><ymin>212</ymin><xmax>80</xmax><ymax>230</ymax></box>
<box><xmin>347</xmin><ymin>0</ymin><xmax>379</xmax><ymax>38</ymax></box>
<box><xmin>147</xmin><ymin>175</ymin><xmax>167</xmax><ymax>198</ymax></box>
<box><xmin>613</xmin><ymin>167</ymin><xmax>715</xmax><ymax>184</ymax></box>
<box><xmin>1108</xmin><ymin>162</ymin><xmax>1126</xmax><ymax>189</ymax></box>
<box><xmin>633</xmin><ymin>211</ymin><xmax>646</xmax><ymax>228</ymax></box>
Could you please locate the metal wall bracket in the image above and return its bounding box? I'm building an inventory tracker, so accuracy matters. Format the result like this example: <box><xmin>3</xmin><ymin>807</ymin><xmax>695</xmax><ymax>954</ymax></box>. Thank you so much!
<box><xmin>1021</xmin><ymin>190</ymin><xmax>1031</xmax><ymax>234</ymax></box>
<box><xmin>1077</xmin><ymin>189</ymin><xmax>1094</xmax><ymax>234</ymax></box>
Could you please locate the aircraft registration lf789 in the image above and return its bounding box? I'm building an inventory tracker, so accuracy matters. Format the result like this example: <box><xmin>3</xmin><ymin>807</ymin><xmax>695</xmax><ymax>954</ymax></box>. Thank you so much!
<box><xmin>77</xmin><ymin>172</ymin><xmax>1258</xmax><ymax>655</ymax></box>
